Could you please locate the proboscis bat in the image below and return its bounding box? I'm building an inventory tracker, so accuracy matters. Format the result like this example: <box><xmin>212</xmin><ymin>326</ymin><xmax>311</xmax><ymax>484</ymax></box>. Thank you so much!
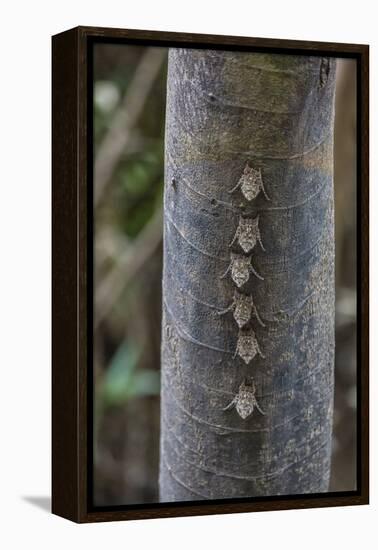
<box><xmin>229</xmin><ymin>215</ymin><xmax>265</xmax><ymax>253</ymax></box>
<box><xmin>234</xmin><ymin>327</ymin><xmax>265</xmax><ymax>364</ymax></box>
<box><xmin>220</xmin><ymin>252</ymin><xmax>264</xmax><ymax>286</ymax></box>
<box><xmin>217</xmin><ymin>290</ymin><xmax>265</xmax><ymax>328</ymax></box>
<box><xmin>223</xmin><ymin>379</ymin><xmax>265</xmax><ymax>419</ymax></box>
<box><xmin>229</xmin><ymin>163</ymin><xmax>271</xmax><ymax>202</ymax></box>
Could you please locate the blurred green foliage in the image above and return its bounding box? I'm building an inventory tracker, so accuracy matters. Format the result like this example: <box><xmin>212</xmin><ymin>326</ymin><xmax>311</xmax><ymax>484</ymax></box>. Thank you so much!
<box><xmin>116</xmin><ymin>151</ymin><xmax>163</xmax><ymax>238</ymax></box>
<box><xmin>102</xmin><ymin>342</ymin><xmax>160</xmax><ymax>406</ymax></box>
<box><xmin>94</xmin><ymin>46</ymin><xmax>167</xmax><ymax>415</ymax></box>
<box><xmin>94</xmin><ymin>62</ymin><xmax>166</xmax><ymax>242</ymax></box>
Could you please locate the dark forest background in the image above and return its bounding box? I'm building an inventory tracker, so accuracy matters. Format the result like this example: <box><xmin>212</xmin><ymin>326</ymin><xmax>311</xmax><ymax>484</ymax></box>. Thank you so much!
<box><xmin>93</xmin><ymin>44</ymin><xmax>357</xmax><ymax>505</ymax></box>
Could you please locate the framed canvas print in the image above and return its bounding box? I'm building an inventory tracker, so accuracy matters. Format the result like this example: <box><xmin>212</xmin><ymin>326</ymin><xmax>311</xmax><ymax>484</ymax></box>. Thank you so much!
<box><xmin>52</xmin><ymin>26</ymin><xmax>369</xmax><ymax>523</ymax></box>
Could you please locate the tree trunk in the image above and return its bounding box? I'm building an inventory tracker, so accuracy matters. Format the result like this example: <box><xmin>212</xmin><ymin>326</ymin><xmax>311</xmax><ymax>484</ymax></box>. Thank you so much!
<box><xmin>160</xmin><ymin>49</ymin><xmax>336</xmax><ymax>501</ymax></box>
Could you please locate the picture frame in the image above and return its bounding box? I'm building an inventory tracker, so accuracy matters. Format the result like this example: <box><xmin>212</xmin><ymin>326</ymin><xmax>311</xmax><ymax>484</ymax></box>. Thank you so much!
<box><xmin>52</xmin><ymin>26</ymin><xmax>369</xmax><ymax>523</ymax></box>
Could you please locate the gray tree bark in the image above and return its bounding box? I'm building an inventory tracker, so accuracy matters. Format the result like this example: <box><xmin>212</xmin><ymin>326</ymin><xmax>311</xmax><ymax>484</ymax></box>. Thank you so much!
<box><xmin>159</xmin><ymin>49</ymin><xmax>336</xmax><ymax>501</ymax></box>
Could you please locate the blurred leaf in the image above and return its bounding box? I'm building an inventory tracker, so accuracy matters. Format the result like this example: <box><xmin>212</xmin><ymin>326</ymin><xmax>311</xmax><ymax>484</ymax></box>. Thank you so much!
<box><xmin>127</xmin><ymin>370</ymin><xmax>160</xmax><ymax>397</ymax></box>
<box><xmin>120</xmin><ymin>161</ymin><xmax>151</xmax><ymax>196</ymax></box>
<box><xmin>103</xmin><ymin>341</ymin><xmax>139</xmax><ymax>405</ymax></box>
<box><xmin>103</xmin><ymin>341</ymin><xmax>160</xmax><ymax>406</ymax></box>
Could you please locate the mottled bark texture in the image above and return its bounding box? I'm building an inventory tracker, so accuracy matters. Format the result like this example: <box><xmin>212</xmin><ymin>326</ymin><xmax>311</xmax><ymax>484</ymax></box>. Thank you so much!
<box><xmin>159</xmin><ymin>49</ymin><xmax>336</xmax><ymax>501</ymax></box>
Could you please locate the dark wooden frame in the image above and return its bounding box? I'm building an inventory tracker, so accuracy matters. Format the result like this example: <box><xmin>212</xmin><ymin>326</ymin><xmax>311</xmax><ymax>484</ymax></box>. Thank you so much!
<box><xmin>52</xmin><ymin>26</ymin><xmax>369</xmax><ymax>523</ymax></box>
